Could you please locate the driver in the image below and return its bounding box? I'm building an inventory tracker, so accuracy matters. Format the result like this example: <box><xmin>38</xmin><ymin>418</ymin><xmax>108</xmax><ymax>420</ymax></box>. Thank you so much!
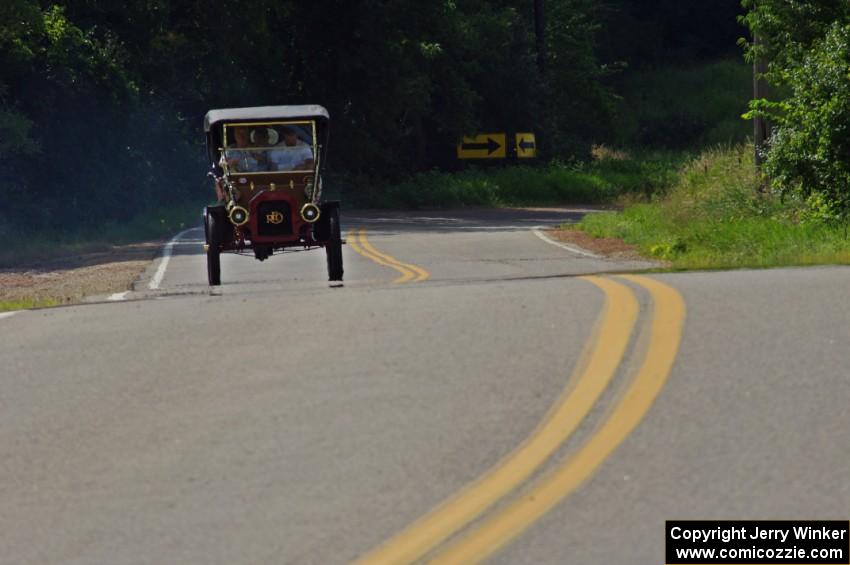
<box><xmin>268</xmin><ymin>126</ymin><xmax>314</xmax><ymax>171</ymax></box>
<box><xmin>224</xmin><ymin>126</ymin><xmax>266</xmax><ymax>172</ymax></box>
<box><xmin>215</xmin><ymin>125</ymin><xmax>268</xmax><ymax>200</ymax></box>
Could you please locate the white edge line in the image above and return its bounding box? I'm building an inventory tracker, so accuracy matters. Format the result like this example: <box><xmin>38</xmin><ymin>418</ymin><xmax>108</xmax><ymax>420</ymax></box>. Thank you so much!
<box><xmin>108</xmin><ymin>291</ymin><xmax>129</xmax><ymax>301</ymax></box>
<box><xmin>347</xmin><ymin>225</ymin><xmax>585</xmax><ymax>232</ymax></box>
<box><xmin>0</xmin><ymin>311</ymin><xmax>20</xmax><ymax>320</ymax></box>
<box><xmin>532</xmin><ymin>227</ymin><xmax>601</xmax><ymax>259</ymax></box>
<box><xmin>148</xmin><ymin>228</ymin><xmax>196</xmax><ymax>290</ymax></box>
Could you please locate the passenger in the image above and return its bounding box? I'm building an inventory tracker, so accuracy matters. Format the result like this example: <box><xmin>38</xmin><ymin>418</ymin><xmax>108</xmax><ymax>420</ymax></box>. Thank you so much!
<box><xmin>268</xmin><ymin>126</ymin><xmax>314</xmax><ymax>171</ymax></box>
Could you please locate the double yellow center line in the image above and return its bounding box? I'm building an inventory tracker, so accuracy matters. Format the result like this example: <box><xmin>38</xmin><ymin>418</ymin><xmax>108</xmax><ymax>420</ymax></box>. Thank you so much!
<box><xmin>349</xmin><ymin>228</ymin><xmax>429</xmax><ymax>283</ymax></box>
<box><xmin>356</xmin><ymin>275</ymin><xmax>686</xmax><ymax>564</ymax></box>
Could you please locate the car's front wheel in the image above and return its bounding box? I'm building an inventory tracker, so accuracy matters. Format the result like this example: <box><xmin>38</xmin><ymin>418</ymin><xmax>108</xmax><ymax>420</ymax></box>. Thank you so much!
<box><xmin>325</xmin><ymin>207</ymin><xmax>343</xmax><ymax>282</ymax></box>
<box><xmin>206</xmin><ymin>211</ymin><xmax>222</xmax><ymax>286</ymax></box>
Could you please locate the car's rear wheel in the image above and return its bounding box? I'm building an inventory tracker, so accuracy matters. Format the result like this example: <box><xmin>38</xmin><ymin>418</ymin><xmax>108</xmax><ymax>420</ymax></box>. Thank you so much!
<box><xmin>206</xmin><ymin>211</ymin><xmax>222</xmax><ymax>286</ymax></box>
<box><xmin>325</xmin><ymin>207</ymin><xmax>343</xmax><ymax>281</ymax></box>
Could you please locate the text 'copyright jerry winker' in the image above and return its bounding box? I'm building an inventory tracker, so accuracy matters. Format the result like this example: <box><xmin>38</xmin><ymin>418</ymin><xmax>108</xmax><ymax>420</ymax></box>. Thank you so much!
<box><xmin>666</xmin><ymin>521</ymin><xmax>850</xmax><ymax>564</ymax></box>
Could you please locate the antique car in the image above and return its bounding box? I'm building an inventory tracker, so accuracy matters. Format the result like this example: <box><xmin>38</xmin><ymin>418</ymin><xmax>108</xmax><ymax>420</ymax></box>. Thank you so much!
<box><xmin>203</xmin><ymin>105</ymin><xmax>342</xmax><ymax>286</ymax></box>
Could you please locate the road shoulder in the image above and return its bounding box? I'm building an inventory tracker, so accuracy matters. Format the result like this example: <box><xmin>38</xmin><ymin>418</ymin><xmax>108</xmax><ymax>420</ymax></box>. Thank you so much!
<box><xmin>0</xmin><ymin>241</ymin><xmax>163</xmax><ymax>310</ymax></box>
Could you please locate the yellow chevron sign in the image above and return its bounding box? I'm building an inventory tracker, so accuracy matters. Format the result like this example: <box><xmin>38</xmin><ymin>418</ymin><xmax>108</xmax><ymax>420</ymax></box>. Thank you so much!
<box><xmin>457</xmin><ymin>134</ymin><xmax>506</xmax><ymax>159</ymax></box>
<box><xmin>516</xmin><ymin>133</ymin><xmax>537</xmax><ymax>158</ymax></box>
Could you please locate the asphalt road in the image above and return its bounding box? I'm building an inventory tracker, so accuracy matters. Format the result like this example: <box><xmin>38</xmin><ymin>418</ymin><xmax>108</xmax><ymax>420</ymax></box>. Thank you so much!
<box><xmin>1</xmin><ymin>208</ymin><xmax>848</xmax><ymax>564</ymax></box>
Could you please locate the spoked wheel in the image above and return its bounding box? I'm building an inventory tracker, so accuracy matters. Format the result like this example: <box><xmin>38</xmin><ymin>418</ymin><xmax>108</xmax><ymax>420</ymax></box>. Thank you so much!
<box><xmin>325</xmin><ymin>207</ymin><xmax>344</xmax><ymax>282</ymax></box>
<box><xmin>206</xmin><ymin>211</ymin><xmax>222</xmax><ymax>286</ymax></box>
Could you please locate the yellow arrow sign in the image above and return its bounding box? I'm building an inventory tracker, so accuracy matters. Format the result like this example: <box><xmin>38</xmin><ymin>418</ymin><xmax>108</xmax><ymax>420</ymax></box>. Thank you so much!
<box><xmin>457</xmin><ymin>134</ymin><xmax>506</xmax><ymax>159</ymax></box>
<box><xmin>516</xmin><ymin>133</ymin><xmax>537</xmax><ymax>158</ymax></box>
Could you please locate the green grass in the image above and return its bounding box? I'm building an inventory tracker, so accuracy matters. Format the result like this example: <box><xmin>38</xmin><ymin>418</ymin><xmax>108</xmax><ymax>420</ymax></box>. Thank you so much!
<box><xmin>342</xmin><ymin>150</ymin><xmax>686</xmax><ymax>209</ymax></box>
<box><xmin>0</xmin><ymin>298</ymin><xmax>61</xmax><ymax>312</ymax></box>
<box><xmin>575</xmin><ymin>144</ymin><xmax>850</xmax><ymax>269</ymax></box>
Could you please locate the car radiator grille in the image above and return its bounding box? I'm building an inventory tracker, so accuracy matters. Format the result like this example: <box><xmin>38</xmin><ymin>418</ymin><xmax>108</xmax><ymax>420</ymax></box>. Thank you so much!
<box><xmin>256</xmin><ymin>201</ymin><xmax>293</xmax><ymax>236</ymax></box>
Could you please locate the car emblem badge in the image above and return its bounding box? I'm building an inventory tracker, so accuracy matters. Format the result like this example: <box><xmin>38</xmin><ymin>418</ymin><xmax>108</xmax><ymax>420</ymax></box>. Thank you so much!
<box><xmin>266</xmin><ymin>211</ymin><xmax>285</xmax><ymax>225</ymax></box>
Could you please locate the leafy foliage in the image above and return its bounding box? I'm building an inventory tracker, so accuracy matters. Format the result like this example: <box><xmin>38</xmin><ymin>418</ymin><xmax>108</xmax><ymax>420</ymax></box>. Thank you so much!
<box><xmin>578</xmin><ymin>145</ymin><xmax>850</xmax><ymax>268</ymax></box>
<box><xmin>344</xmin><ymin>150</ymin><xmax>682</xmax><ymax>209</ymax></box>
<box><xmin>761</xmin><ymin>23</ymin><xmax>850</xmax><ymax>221</ymax></box>
<box><xmin>1</xmin><ymin>0</ymin><xmax>750</xmax><ymax>238</ymax></box>
<box><xmin>741</xmin><ymin>3</ymin><xmax>850</xmax><ymax>222</ymax></box>
<box><xmin>740</xmin><ymin>0</ymin><xmax>850</xmax><ymax>72</ymax></box>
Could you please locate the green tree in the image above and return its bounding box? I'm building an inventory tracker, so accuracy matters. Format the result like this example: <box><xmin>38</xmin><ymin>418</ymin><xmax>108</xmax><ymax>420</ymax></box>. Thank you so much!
<box><xmin>761</xmin><ymin>23</ymin><xmax>850</xmax><ymax>222</ymax></box>
<box><xmin>1</xmin><ymin>0</ymin><xmax>626</xmax><ymax>235</ymax></box>
<box><xmin>740</xmin><ymin>0</ymin><xmax>850</xmax><ymax>75</ymax></box>
<box><xmin>0</xmin><ymin>0</ymin><xmax>44</xmax><ymax>160</ymax></box>
<box><xmin>542</xmin><ymin>0</ymin><xmax>616</xmax><ymax>158</ymax></box>
<box><xmin>741</xmin><ymin>1</ymin><xmax>850</xmax><ymax>222</ymax></box>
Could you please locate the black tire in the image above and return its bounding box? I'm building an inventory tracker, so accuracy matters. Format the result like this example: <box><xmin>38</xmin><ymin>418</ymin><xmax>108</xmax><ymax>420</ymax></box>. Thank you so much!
<box><xmin>325</xmin><ymin>207</ymin><xmax>343</xmax><ymax>281</ymax></box>
<box><xmin>206</xmin><ymin>211</ymin><xmax>222</xmax><ymax>286</ymax></box>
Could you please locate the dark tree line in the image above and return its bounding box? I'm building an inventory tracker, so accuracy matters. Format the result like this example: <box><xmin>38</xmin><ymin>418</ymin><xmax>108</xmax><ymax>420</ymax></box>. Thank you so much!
<box><xmin>1</xmin><ymin>0</ymin><xmax>746</xmax><ymax>232</ymax></box>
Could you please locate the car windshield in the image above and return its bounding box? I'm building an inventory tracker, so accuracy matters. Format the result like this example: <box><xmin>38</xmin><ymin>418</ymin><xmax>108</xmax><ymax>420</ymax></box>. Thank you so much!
<box><xmin>222</xmin><ymin>121</ymin><xmax>316</xmax><ymax>173</ymax></box>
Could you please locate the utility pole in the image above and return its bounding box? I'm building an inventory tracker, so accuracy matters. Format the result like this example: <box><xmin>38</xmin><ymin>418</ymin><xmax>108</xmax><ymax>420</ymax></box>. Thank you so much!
<box><xmin>534</xmin><ymin>0</ymin><xmax>545</xmax><ymax>76</ymax></box>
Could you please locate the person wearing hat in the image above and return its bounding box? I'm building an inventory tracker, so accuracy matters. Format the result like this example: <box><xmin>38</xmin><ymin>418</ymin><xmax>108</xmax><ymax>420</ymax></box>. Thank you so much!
<box><xmin>223</xmin><ymin>126</ymin><xmax>266</xmax><ymax>172</ymax></box>
<box><xmin>215</xmin><ymin>126</ymin><xmax>273</xmax><ymax>200</ymax></box>
<box><xmin>268</xmin><ymin>125</ymin><xmax>314</xmax><ymax>171</ymax></box>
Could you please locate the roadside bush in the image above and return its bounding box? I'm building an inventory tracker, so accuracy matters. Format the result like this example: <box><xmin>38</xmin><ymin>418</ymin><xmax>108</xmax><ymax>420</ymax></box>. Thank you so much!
<box><xmin>575</xmin><ymin>144</ymin><xmax>850</xmax><ymax>268</ymax></box>
<box><xmin>757</xmin><ymin>23</ymin><xmax>850</xmax><ymax>224</ymax></box>
<box><xmin>340</xmin><ymin>152</ymin><xmax>683</xmax><ymax>210</ymax></box>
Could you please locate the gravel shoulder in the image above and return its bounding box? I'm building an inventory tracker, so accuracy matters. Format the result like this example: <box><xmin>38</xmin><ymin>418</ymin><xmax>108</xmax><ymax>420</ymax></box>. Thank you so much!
<box><xmin>549</xmin><ymin>226</ymin><xmax>656</xmax><ymax>263</ymax></box>
<box><xmin>0</xmin><ymin>242</ymin><xmax>162</xmax><ymax>308</ymax></box>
